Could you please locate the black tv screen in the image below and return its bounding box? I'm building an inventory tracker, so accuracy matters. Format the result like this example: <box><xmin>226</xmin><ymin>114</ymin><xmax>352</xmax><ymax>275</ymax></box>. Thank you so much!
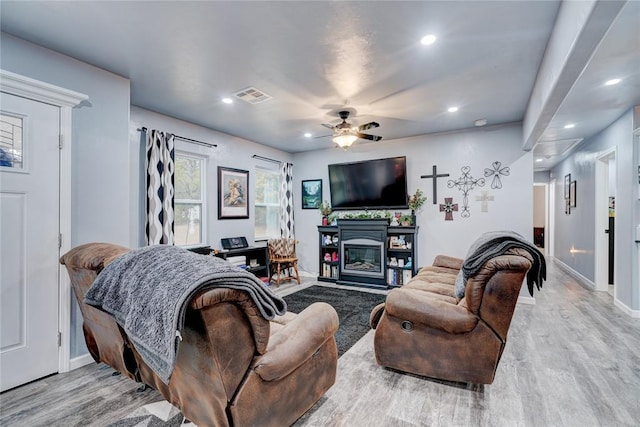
<box><xmin>328</xmin><ymin>156</ymin><xmax>408</xmax><ymax>210</ymax></box>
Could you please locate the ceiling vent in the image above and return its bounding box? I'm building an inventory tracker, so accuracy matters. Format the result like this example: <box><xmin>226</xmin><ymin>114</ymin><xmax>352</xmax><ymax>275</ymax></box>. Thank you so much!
<box><xmin>534</xmin><ymin>138</ymin><xmax>583</xmax><ymax>158</ymax></box>
<box><xmin>233</xmin><ymin>87</ymin><xmax>272</xmax><ymax>104</ymax></box>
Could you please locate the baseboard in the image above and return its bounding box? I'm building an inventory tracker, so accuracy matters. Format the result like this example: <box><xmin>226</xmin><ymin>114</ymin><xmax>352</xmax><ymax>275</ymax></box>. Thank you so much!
<box><xmin>613</xmin><ymin>298</ymin><xmax>640</xmax><ymax>318</ymax></box>
<box><xmin>69</xmin><ymin>353</ymin><xmax>94</xmax><ymax>371</ymax></box>
<box><xmin>555</xmin><ymin>259</ymin><xmax>640</xmax><ymax>318</ymax></box>
<box><xmin>517</xmin><ymin>295</ymin><xmax>536</xmax><ymax>305</ymax></box>
<box><xmin>554</xmin><ymin>258</ymin><xmax>595</xmax><ymax>289</ymax></box>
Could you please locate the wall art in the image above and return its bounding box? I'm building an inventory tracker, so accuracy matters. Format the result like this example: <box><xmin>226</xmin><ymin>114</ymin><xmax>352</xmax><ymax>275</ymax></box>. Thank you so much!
<box><xmin>475</xmin><ymin>191</ymin><xmax>495</xmax><ymax>212</ymax></box>
<box><xmin>301</xmin><ymin>179</ymin><xmax>322</xmax><ymax>209</ymax></box>
<box><xmin>484</xmin><ymin>161</ymin><xmax>510</xmax><ymax>189</ymax></box>
<box><xmin>564</xmin><ymin>174</ymin><xmax>571</xmax><ymax>199</ymax></box>
<box><xmin>439</xmin><ymin>197</ymin><xmax>459</xmax><ymax>221</ymax></box>
<box><xmin>570</xmin><ymin>180</ymin><xmax>577</xmax><ymax>207</ymax></box>
<box><xmin>447</xmin><ymin>166</ymin><xmax>485</xmax><ymax>217</ymax></box>
<box><xmin>218</xmin><ymin>166</ymin><xmax>249</xmax><ymax>219</ymax></box>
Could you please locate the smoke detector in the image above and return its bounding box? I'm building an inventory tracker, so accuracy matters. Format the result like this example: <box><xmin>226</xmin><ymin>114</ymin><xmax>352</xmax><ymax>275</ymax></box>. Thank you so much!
<box><xmin>474</xmin><ymin>119</ymin><xmax>488</xmax><ymax>127</ymax></box>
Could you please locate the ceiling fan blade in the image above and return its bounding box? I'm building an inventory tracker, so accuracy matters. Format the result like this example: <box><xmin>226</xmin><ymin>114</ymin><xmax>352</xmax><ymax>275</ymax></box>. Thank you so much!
<box><xmin>358</xmin><ymin>122</ymin><xmax>379</xmax><ymax>132</ymax></box>
<box><xmin>321</xmin><ymin>123</ymin><xmax>335</xmax><ymax>130</ymax></box>
<box><xmin>313</xmin><ymin>134</ymin><xmax>332</xmax><ymax>139</ymax></box>
<box><xmin>357</xmin><ymin>133</ymin><xmax>383</xmax><ymax>142</ymax></box>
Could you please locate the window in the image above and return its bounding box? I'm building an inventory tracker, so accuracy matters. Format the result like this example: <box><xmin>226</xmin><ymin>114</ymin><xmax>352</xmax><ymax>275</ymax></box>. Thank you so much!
<box><xmin>174</xmin><ymin>153</ymin><xmax>205</xmax><ymax>245</ymax></box>
<box><xmin>0</xmin><ymin>113</ymin><xmax>24</xmax><ymax>169</ymax></box>
<box><xmin>255</xmin><ymin>166</ymin><xmax>280</xmax><ymax>240</ymax></box>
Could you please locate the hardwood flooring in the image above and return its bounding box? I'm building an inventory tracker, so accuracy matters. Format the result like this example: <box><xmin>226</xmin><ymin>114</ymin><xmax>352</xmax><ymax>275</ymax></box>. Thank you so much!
<box><xmin>1</xmin><ymin>259</ymin><xmax>639</xmax><ymax>426</ymax></box>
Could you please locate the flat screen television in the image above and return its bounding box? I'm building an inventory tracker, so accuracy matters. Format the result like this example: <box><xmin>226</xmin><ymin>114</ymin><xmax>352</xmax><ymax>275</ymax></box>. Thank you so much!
<box><xmin>328</xmin><ymin>156</ymin><xmax>408</xmax><ymax>210</ymax></box>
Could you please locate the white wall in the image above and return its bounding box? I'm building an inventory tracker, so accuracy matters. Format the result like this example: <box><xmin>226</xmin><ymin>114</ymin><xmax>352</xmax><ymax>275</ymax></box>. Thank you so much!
<box><xmin>130</xmin><ymin>107</ymin><xmax>293</xmax><ymax>248</ymax></box>
<box><xmin>551</xmin><ymin>108</ymin><xmax>638</xmax><ymax>312</ymax></box>
<box><xmin>1</xmin><ymin>33</ymin><xmax>132</xmax><ymax>247</ymax></box>
<box><xmin>1</xmin><ymin>33</ymin><xmax>133</xmax><ymax>358</ymax></box>
<box><xmin>292</xmin><ymin>123</ymin><xmax>534</xmax><ymax>286</ymax></box>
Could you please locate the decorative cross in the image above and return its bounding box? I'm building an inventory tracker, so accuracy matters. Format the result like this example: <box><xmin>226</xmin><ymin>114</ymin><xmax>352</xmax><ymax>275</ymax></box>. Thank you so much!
<box><xmin>484</xmin><ymin>161</ymin><xmax>510</xmax><ymax>189</ymax></box>
<box><xmin>439</xmin><ymin>198</ymin><xmax>458</xmax><ymax>221</ymax></box>
<box><xmin>421</xmin><ymin>165</ymin><xmax>450</xmax><ymax>204</ymax></box>
<box><xmin>447</xmin><ymin>166</ymin><xmax>485</xmax><ymax>218</ymax></box>
<box><xmin>475</xmin><ymin>191</ymin><xmax>494</xmax><ymax>212</ymax></box>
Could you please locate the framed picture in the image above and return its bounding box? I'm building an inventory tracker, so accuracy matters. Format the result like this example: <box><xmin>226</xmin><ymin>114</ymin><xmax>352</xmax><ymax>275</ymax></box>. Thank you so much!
<box><xmin>569</xmin><ymin>180</ymin><xmax>577</xmax><ymax>207</ymax></box>
<box><xmin>301</xmin><ymin>179</ymin><xmax>322</xmax><ymax>209</ymax></box>
<box><xmin>565</xmin><ymin>198</ymin><xmax>571</xmax><ymax>215</ymax></box>
<box><xmin>564</xmin><ymin>174</ymin><xmax>571</xmax><ymax>199</ymax></box>
<box><xmin>218</xmin><ymin>167</ymin><xmax>249</xmax><ymax>219</ymax></box>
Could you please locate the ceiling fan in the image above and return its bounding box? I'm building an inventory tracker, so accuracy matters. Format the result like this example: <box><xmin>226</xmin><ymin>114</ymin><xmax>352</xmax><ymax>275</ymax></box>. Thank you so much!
<box><xmin>321</xmin><ymin>111</ymin><xmax>383</xmax><ymax>148</ymax></box>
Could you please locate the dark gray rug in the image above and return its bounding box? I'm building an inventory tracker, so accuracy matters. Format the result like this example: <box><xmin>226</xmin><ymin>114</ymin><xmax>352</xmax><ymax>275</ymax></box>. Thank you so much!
<box><xmin>283</xmin><ymin>285</ymin><xmax>386</xmax><ymax>356</ymax></box>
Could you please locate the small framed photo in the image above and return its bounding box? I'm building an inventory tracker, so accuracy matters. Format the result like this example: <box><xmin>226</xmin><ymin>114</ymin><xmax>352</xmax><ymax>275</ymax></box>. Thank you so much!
<box><xmin>218</xmin><ymin>166</ymin><xmax>249</xmax><ymax>219</ymax></box>
<box><xmin>564</xmin><ymin>174</ymin><xmax>571</xmax><ymax>199</ymax></box>
<box><xmin>569</xmin><ymin>180</ymin><xmax>577</xmax><ymax>207</ymax></box>
<box><xmin>301</xmin><ymin>179</ymin><xmax>322</xmax><ymax>209</ymax></box>
<box><xmin>565</xmin><ymin>198</ymin><xmax>571</xmax><ymax>215</ymax></box>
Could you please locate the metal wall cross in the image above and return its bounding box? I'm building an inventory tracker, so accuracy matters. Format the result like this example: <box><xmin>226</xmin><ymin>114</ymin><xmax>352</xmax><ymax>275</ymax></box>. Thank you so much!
<box><xmin>420</xmin><ymin>165</ymin><xmax>450</xmax><ymax>204</ymax></box>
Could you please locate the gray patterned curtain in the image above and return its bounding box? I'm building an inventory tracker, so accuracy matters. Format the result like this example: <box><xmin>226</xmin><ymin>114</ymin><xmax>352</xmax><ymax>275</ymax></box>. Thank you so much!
<box><xmin>145</xmin><ymin>129</ymin><xmax>175</xmax><ymax>245</ymax></box>
<box><xmin>280</xmin><ymin>162</ymin><xmax>295</xmax><ymax>238</ymax></box>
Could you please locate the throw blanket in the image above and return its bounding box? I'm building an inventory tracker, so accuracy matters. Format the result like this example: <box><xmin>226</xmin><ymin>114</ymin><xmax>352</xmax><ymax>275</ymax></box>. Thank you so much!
<box><xmin>85</xmin><ymin>245</ymin><xmax>287</xmax><ymax>384</ymax></box>
<box><xmin>455</xmin><ymin>231</ymin><xmax>546</xmax><ymax>298</ymax></box>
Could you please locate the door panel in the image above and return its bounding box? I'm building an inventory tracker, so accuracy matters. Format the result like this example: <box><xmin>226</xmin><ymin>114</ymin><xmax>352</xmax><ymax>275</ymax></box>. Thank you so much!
<box><xmin>0</xmin><ymin>92</ymin><xmax>60</xmax><ymax>391</ymax></box>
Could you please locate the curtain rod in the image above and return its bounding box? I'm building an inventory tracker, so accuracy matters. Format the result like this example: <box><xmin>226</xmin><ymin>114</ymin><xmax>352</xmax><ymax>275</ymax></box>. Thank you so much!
<box><xmin>252</xmin><ymin>154</ymin><xmax>290</xmax><ymax>165</ymax></box>
<box><xmin>138</xmin><ymin>127</ymin><xmax>217</xmax><ymax>148</ymax></box>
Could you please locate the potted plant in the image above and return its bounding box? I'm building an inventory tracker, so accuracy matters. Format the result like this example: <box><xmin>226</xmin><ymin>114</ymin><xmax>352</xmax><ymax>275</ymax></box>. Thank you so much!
<box><xmin>319</xmin><ymin>200</ymin><xmax>332</xmax><ymax>225</ymax></box>
<box><xmin>399</xmin><ymin>214</ymin><xmax>413</xmax><ymax>226</ymax></box>
<box><xmin>408</xmin><ymin>189</ymin><xmax>427</xmax><ymax>215</ymax></box>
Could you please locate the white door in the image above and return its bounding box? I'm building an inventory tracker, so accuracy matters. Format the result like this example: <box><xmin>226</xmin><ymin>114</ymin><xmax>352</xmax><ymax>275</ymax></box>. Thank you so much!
<box><xmin>0</xmin><ymin>92</ymin><xmax>60</xmax><ymax>391</ymax></box>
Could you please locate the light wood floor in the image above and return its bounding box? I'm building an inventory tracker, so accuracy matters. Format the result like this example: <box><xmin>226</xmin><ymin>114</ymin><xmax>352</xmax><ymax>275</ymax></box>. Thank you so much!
<box><xmin>1</xmin><ymin>259</ymin><xmax>639</xmax><ymax>426</ymax></box>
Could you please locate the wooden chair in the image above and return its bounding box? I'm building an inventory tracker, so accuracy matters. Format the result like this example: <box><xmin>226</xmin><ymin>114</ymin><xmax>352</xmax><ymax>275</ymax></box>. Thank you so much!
<box><xmin>267</xmin><ymin>238</ymin><xmax>301</xmax><ymax>287</ymax></box>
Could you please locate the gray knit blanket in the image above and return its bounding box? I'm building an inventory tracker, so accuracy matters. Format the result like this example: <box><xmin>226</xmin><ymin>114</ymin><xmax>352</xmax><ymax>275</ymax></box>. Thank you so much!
<box><xmin>454</xmin><ymin>231</ymin><xmax>546</xmax><ymax>298</ymax></box>
<box><xmin>84</xmin><ymin>245</ymin><xmax>286</xmax><ymax>384</ymax></box>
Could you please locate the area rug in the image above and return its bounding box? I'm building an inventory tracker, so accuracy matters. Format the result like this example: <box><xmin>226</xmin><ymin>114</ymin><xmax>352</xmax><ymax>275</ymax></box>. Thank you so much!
<box><xmin>283</xmin><ymin>285</ymin><xmax>386</xmax><ymax>356</ymax></box>
<box><xmin>108</xmin><ymin>285</ymin><xmax>386</xmax><ymax>426</ymax></box>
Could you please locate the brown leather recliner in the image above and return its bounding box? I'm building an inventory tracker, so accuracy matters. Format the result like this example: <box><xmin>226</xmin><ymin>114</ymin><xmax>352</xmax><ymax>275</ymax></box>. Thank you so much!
<box><xmin>61</xmin><ymin>243</ymin><xmax>339</xmax><ymax>427</ymax></box>
<box><xmin>370</xmin><ymin>248</ymin><xmax>533</xmax><ymax>385</ymax></box>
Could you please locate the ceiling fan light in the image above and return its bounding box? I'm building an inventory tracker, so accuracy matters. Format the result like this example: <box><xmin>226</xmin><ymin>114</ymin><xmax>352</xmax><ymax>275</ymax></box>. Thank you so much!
<box><xmin>333</xmin><ymin>134</ymin><xmax>358</xmax><ymax>148</ymax></box>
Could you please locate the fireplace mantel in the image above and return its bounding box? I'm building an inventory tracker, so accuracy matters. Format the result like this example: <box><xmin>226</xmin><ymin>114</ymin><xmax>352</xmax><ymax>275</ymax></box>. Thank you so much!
<box><xmin>318</xmin><ymin>222</ymin><xmax>418</xmax><ymax>289</ymax></box>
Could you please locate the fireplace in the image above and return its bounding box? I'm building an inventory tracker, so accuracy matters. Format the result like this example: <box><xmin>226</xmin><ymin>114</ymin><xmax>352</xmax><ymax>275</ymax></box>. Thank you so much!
<box><xmin>338</xmin><ymin>219</ymin><xmax>387</xmax><ymax>287</ymax></box>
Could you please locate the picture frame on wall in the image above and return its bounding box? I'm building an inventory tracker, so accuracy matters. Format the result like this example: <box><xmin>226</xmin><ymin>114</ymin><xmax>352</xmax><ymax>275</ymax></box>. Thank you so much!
<box><xmin>301</xmin><ymin>179</ymin><xmax>322</xmax><ymax>209</ymax></box>
<box><xmin>569</xmin><ymin>180</ymin><xmax>577</xmax><ymax>207</ymax></box>
<box><xmin>564</xmin><ymin>173</ymin><xmax>571</xmax><ymax>199</ymax></box>
<box><xmin>218</xmin><ymin>166</ymin><xmax>249</xmax><ymax>219</ymax></box>
<box><xmin>565</xmin><ymin>198</ymin><xmax>571</xmax><ymax>215</ymax></box>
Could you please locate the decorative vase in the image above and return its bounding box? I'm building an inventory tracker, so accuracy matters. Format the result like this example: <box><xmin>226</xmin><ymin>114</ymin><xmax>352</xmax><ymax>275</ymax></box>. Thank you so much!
<box><xmin>411</xmin><ymin>209</ymin><xmax>416</xmax><ymax>226</ymax></box>
<box><xmin>322</xmin><ymin>216</ymin><xmax>328</xmax><ymax>226</ymax></box>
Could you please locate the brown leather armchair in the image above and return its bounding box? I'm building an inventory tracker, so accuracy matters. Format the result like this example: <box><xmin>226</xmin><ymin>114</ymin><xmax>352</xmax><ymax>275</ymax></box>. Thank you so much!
<box><xmin>61</xmin><ymin>243</ymin><xmax>339</xmax><ymax>427</ymax></box>
<box><xmin>370</xmin><ymin>249</ymin><xmax>533</xmax><ymax>385</ymax></box>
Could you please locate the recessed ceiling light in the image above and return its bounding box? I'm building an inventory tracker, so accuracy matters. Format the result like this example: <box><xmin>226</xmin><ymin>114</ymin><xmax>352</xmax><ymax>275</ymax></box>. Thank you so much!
<box><xmin>222</xmin><ymin>97</ymin><xmax>233</xmax><ymax>104</ymax></box>
<box><xmin>448</xmin><ymin>107</ymin><xmax>458</xmax><ymax>113</ymax></box>
<box><xmin>605</xmin><ymin>78</ymin><xmax>621</xmax><ymax>86</ymax></box>
<box><xmin>536</xmin><ymin>158</ymin><xmax>544</xmax><ymax>163</ymax></box>
<box><xmin>421</xmin><ymin>34</ymin><xmax>437</xmax><ymax>45</ymax></box>
<box><xmin>564</xmin><ymin>123</ymin><xmax>575</xmax><ymax>129</ymax></box>
<box><xmin>304</xmin><ymin>132</ymin><xmax>312</xmax><ymax>138</ymax></box>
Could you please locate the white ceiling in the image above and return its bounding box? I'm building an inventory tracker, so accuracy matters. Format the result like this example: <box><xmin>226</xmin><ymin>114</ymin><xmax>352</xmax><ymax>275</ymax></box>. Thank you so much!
<box><xmin>1</xmin><ymin>1</ymin><xmax>638</xmax><ymax>169</ymax></box>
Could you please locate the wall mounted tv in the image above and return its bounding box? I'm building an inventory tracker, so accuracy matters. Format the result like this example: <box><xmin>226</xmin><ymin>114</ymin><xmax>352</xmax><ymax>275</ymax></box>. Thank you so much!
<box><xmin>328</xmin><ymin>156</ymin><xmax>408</xmax><ymax>210</ymax></box>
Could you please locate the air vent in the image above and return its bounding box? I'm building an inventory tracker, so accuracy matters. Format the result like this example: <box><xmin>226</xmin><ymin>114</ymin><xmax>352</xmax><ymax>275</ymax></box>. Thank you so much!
<box><xmin>534</xmin><ymin>138</ymin><xmax>583</xmax><ymax>158</ymax></box>
<box><xmin>233</xmin><ymin>87</ymin><xmax>272</xmax><ymax>104</ymax></box>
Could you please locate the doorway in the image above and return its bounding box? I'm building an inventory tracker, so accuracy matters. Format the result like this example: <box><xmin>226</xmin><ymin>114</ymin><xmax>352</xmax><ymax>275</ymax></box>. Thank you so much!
<box><xmin>0</xmin><ymin>70</ymin><xmax>87</xmax><ymax>391</ymax></box>
<box><xmin>594</xmin><ymin>148</ymin><xmax>616</xmax><ymax>293</ymax></box>
<box><xmin>533</xmin><ymin>183</ymin><xmax>549</xmax><ymax>255</ymax></box>
<box><xmin>0</xmin><ymin>93</ymin><xmax>61</xmax><ymax>391</ymax></box>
